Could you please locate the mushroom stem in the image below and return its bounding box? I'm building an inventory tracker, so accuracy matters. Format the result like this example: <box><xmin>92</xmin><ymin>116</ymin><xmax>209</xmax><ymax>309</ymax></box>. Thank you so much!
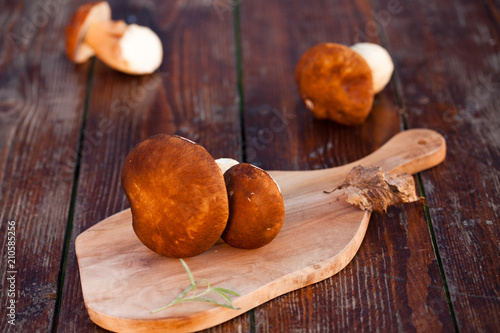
<box><xmin>215</xmin><ymin>158</ymin><xmax>240</xmax><ymax>174</ymax></box>
<box><xmin>85</xmin><ymin>20</ymin><xmax>163</xmax><ymax>75</ymax></box>
<box><xmin>66</xmin><ymin>1</ymin><xmax>163</xmax><ymax>75</ymax></box>
<box><xmin>84</xmin><ymin>20</ymin><xmax>128</xmax><ymax>69</ymax></box>
<box><xmin>350</xmin><ymin>43</ymin><xmax>394</xmax><ymax>94</ymax></box>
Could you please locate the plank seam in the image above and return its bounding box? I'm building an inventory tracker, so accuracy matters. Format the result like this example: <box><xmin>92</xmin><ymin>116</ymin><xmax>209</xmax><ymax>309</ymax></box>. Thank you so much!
<box><xmin>234</xmin><ymin>1</ymin><xmax>255</xmax><ymax>331</ymax></box>
<box><xmin>368</xmin><ymin>0</ymin><xmax>459</xmax><ymax>328</ymax></box>
<box><xmin>416</xmin><ymin>173</ymin><xmax>459</xmax><ymax>332</ymax></box>
<box><xmin>52</xmin><ymin>59</ymin><xmax>96</xmax><ymax>333</ymax></box>
<box><xmin>233</xmin><ymin>0</ymin><xmax>247</xmax><ymax>163</ymax></box>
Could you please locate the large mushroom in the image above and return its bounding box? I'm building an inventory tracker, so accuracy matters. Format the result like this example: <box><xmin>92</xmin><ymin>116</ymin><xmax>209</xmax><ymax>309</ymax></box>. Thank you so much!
<box><xmin>295</xmin><ymin>42</ymin><xmax>394</xmax><ymax>125</ymax></box>
<box><xmin>121</xmin><ymin>134</ymin><xmax>229</xmax><ymax>258</ymax></box>
<box><xmin>66</xmin><ymin>1</ymin><xmax>163</xmax><ymax>75</ymax></box>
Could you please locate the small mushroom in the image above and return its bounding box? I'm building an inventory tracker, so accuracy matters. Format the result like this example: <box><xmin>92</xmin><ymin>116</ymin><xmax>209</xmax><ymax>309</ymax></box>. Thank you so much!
<box><xmin>221</xmin><ymin>163</ymin><xmax>285</xmax><ymax>249</ymax></box>
<box><xmin>295</xmin><ymin>42</ymin><xmax>394</xmax><ymax>125</ymax></box>
<box><xmin>66</xmin><ymin>1</ymin><xmax>163</xmax><ymax>75</ymax></box>
<box><xmin>121</xmin><ymin>134</ymin><xmax>229</xmax><ymax>258</ymax></box>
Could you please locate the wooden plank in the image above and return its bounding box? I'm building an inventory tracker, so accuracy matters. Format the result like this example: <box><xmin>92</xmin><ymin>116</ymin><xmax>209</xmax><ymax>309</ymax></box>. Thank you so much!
<box><xmin>376</xmin><ymin>0</ymin><xmax>500</xmax><ymax>331</ymax></box>
<box><xmin>55</xmin><ymin>1</ymin><xmax>244</xmax><ymax>332</ymax></box>
<box><xmin>0</xmin><ymin>0</ymin><xmax>89</xmax><ymax>331</ymax></box>
<box><xmin>240</xmin><ymin>0</ymin><xmax>455</xmax><ymax>331</ymax></box>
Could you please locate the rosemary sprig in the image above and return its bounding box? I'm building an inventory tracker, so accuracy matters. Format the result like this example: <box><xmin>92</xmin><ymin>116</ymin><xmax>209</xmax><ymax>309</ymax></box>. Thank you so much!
<box><xmin>151</xmin><ymin>259</ymin><xmax>240</xmax><ymax>313</ymax></box>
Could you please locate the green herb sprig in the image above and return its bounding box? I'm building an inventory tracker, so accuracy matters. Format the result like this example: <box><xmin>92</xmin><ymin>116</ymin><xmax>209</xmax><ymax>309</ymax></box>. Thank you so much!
<box><xmin>151</xmin><ymin>259</ymin><xmax>240</xmax><ymax>313</ymax></box>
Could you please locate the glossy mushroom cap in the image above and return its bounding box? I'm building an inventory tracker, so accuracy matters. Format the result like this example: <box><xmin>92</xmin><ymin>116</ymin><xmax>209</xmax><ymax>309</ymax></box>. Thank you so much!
<box><xmin>65</xmin><ymin>1</ymin><xmax>111</xmax><ymax>63</ymax></box>
<box><xmin>222</xmin><ymin>163</ymin><xmax>285</xmax><ymax>249</ymax></box>
<box><xmin>121</xmin><ymin>134</ymin><xmax>229</xmax><ymax>258</ymax></box>
<box><xmin>295</xmin><ymin>43</ymin><xmax>374</xmax><ymax>126</ymax></box>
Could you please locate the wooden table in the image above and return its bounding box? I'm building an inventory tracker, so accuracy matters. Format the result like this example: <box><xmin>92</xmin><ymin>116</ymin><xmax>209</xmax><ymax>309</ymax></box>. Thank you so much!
<box><xmin>1</xmin><ymin>0</ymin><xmax>499</xmax><ymax>332</ymax></box>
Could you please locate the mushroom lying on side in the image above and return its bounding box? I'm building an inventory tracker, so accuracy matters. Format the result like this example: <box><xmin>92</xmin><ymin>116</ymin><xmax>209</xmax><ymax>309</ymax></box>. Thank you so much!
<box><xmin>295</xmin><ymin>42</ymin><xmax>394</xmax><ymax>125</ymax></box>
<box><xmin>217</xmin><ymin>162</ymin><xmax>285</xmax><ymax>250</ymax></box>
<box><xmin>66</xmin><ymin>1</ymin><xmax>163</xmax><ymax>75</ymax></box>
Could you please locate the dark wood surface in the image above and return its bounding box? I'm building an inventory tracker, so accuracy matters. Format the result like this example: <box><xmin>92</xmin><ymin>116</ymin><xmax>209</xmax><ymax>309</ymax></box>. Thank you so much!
<box><xmin>379</xmin><ymin>1</ymin><xmax>500</xmax><ymax>331</ymax></box>
<box><xmin>0</xmin><ymin>0</ymin><xmax>498</xmax><ymax>332</ymax></box>
<box><xmin>0</xmin><ymin>0</ymin><xmax>90</xmax><ymax>331</ymax></box>
<box><xmin>241</xmin><ymin>1</ymin><xmax>452</xmax><ymax>332</ymax></box>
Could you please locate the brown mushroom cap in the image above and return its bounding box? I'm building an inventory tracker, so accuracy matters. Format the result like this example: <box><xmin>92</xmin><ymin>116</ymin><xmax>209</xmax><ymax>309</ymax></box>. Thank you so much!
<box><xmin>295</xmin><ymin>43</ymin><xmax>374</xmax><ymax>126</ymax></box>
<box><xmin>65</xmin><ymin>1</ymin><xmax>111</xmax><ymax>63</ymax></box>
<box><xmin>221</xmin><ymin>163</ymin><xmax>285</xmax><ymax>249</ymax></box>
<box><xmin>121</xmin><ymin>134</ymin><xmax>229</xmax><ymax>258</ymax></box>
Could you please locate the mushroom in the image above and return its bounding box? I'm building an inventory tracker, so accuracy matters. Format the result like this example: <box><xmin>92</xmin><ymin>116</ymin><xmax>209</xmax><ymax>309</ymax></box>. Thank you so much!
<box><xmin>121</xmin><ymin>134</ymin><xmax>229</xmax><ymax>258</ymax></box>
<box><xmin>66</xmin><ymin>1</ymin><xmax>163</xmax><ymax>75</ymax></box>
<box><xmin>221</xmin><ymin>163</ymin><xmax>285</xmax><ymax>249</ymax></box>
<box><xmin>295</xmin><ymin>42</ymin><xmax>394</xmax><ymax>125</ymax></box>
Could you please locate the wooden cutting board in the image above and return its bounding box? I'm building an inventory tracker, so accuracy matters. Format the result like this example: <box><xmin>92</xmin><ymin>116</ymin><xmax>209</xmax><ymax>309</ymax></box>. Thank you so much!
<box><xmin>76</xmin><ymin>128</ymin><xmax>446</xmax><ymax>332</ymax></box>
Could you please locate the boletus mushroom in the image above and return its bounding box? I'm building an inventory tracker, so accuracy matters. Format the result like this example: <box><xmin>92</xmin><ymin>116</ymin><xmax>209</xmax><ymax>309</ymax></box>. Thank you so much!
<box><xmin>295</xmin><ymin>42</ymin><xmax>394</xmax><ymax>125</ymax></box>
<box><xmin>221</xmin><ymin>163</ymin><xmax>285</xmax><ymax>249</ymax></box>
<box><xmin>121</xmin><ymin>134</ymin><xmax>229</xmax><ymax>258</ymax></box>
<box><xmin>66</xmin><ymin>1</ymin><xmax>163</xmax><ymax>75</ymax></box>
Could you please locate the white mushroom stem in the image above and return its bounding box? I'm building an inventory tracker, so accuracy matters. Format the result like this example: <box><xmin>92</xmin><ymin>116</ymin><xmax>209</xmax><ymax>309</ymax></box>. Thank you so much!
<box><xmin>215</xmin><ymin>159</ymin><xmax>282</xmax><ymax>194</ymax></box>
<box><xmin>350</xmin><ymin>43</ymin><xmax>394</xmax><ymax>94</ymax></box>
<box><xmin>215</xmin><ymin>158</ymin><xmax>240</xmax><ymax>174</ymax></box>
<box><xmin>84</xmin><ymin>20</ymin><xmax>126</xmax><ymax>64</ymax></box>
<box><xmin>84</xmin><ymin>20</ymin><xmax>163</xmax><ymax>75</ymax></box>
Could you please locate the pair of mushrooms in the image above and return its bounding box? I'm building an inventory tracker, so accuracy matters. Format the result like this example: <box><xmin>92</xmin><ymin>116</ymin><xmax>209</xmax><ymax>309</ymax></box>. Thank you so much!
<box><xmin>295</xmin><ymin>42</ymin><xmax>394</xmax><ymax>125</ymax></box>
<box><xmin>66</xmin><ymin>1</ymin><xmax>163</xmax><ymax>75</ymax></box>
<box><xmin>121</xmin><ymin>134</ymin><xmax>285</xmax><ymax>258</ymax></box>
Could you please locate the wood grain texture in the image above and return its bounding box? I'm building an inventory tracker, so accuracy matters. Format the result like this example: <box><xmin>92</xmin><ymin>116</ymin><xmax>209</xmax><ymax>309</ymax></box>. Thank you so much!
<box><xmin>0</xmin><ymin>0</ymin><xmax>89</xmax><ymax>331</ymax></box>
<box><xmin>375</xmin><ymin>0</ymin><xmax>500</xmax><ymax>330</ymax></box>
<box><xmin>0</xmin><ymin>0</ymin><xmax>497</xmax><ymax>332</ymax></box>
<box><xmin>240</xmin><ymin>0</ymin><xmax>454</xmax><ymax>331</ymax></box>
<box><xmin>75</xmin><ymin>129</ymin><xmax>446</xmax><ymax>333</ymax></box>
<box><xmin>56</xmin><ymin>1</ymin><xmax>242</xmax><ymax>332</ymax></box>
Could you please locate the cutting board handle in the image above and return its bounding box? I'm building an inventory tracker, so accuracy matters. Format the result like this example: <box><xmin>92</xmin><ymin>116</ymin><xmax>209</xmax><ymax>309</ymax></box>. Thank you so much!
<box><xmin>269</xmin><ymin>129</ymin><xmax>446</xmax><ymax>195</ymax></box>
<box><xmin>356</xmin><ymin>128</ymin><xmax>446</xmax><ymax>174</ymax></box>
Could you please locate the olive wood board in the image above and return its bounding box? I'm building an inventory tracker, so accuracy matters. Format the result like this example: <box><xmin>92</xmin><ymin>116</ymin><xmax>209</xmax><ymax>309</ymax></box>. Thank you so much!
<box><xmin>76</xmin><ymin>128</ymin><xmax>446</xmax><ymax>332</ymax></box>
